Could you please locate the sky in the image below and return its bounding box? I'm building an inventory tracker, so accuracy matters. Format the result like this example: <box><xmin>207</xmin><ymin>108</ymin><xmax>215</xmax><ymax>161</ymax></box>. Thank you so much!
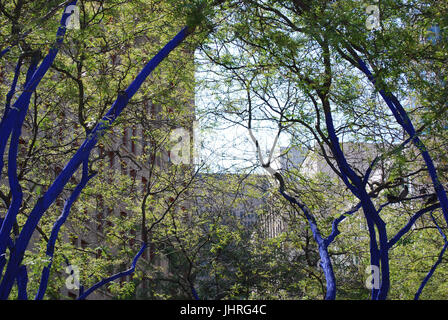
<box><xmin>193</xmin><ymin>56</ymin><xmax>289</xmax><ymax>174</ymax></box>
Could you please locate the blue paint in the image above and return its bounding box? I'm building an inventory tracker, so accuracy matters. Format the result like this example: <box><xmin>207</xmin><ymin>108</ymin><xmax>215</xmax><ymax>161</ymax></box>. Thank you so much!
<box><xmin>414</xmin><ymin>212</ymin><xmax>448</xmax><ymax>299</ymax></box>
<box><xmin>354</xmin><ymin>57</ymin><xmax>448</xmax><ymax>299</ymax></box>
<box><xmin>77</xmin><ymin>243</ymin><xmax>147</xmax><ymax>300</ymax></box>
<box><xmin>35</xmin><ymin>157</ymin><xmax>95</xmax><ymax>300</ymax></box>
<box><xmin>16</xmin><ymin>265</ymin><xmax>28</xmax><ymax>300</ymax></box>
<box><xmin>388</xmin><ymin>204</ymin><xmax>440</xmax><ymax>249</ymax></box>
<box><xmin>323</xmin><ymin>97</ymin><xmax>390</xmax><ymax>299</ymax></box>
<box><xmin>0</xmin><ymin>25</ymin><xmax>190</xmax><ymax>299</ymax></box>
<box><xmin>325</xmin><ymin>203</ymin><xmax>362</xmax><ymax>246</ymax></box>
<box><xmin>357</xmin><ymin>58</ymin><xmax>448</xmax><ymax>232</ymax></box>
<box><xmin>0</xmin><ymin>0</ymin><xmax>78</xmax><ymax>297</ymax></box>
<box><xmin>278</xmin><ymin>186</ymin><xmax>336</xmax><ymax>299</ymax></box>
<box><xmin>0</xmin><ymin>58</ymin><xmax>23</xmax><ymax>190</ymax></box>
<box><xmin>0</xmin><ymin>47</ymin><xmax>10</xmax><ymax>59</ymax></box>
<box><xmin>0</xmin><ymin>58</ymin><xmax>39</xmax><ymax>278</ymax></box>
<box><xmin>191</xmin><ymin>286</ymin><xmax>200</xmax><ymax>300</ymax></box>
<box><xmin>0</xmin><ymin>58</ymin><xmax>23</xmax><ymax>126</ymax></box>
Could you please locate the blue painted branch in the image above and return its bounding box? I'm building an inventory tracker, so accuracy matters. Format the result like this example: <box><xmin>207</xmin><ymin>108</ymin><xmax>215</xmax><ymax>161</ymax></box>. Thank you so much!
<box><xmin>363</xmin><ymin>135</ymin><xmax>414</xmax><ymax>186</ymax></box>
<box><xmin>275</xmin><ymin>173</ymin><xmax>336</xmax><ymax>300</ymax></box>
<box><xmin>359</xmin><ymin>193</ymin><xmax>390</xmax><ymax>300</ymax></box>
<box><xmin>322</xmin><ymin>113</ymin><xmax>384</xmax><ymax>299</ymax></box>
<box><xmin>325</xmin><ymin>202</ymin><xmax>362</xmax><ymax>246</ymax></box>
<box><xmin>77</xmin><ymin>243</ymin><xmax>147</xmax><ymax>300</ymax></box>
<box><xmin>357</xmin><ymin>58</ymin><xmax>448</xmax><ymax>228</ymax></box>
<box><xmin>0</xmin><ymin>58</ymin><xmax>23</xmax><ymax>189</ymax></box>
<box><xmin>1</xmin><ymin>57</ymin><xmax>23</xmax><ymax>124</ymax></box>
<box><xmin>16</xmin><ymin>265</ymin><xmax>28</xmax><ymax>300</ymax></box>
<box><xmin>431</xmin><ymin>212</ymin><xmax>448</xmax><ymax>242</ymax></box>
<box><xmin>414</xmin><ymin>213</ymin><xmax>448</xmax><ymax>300</ymax></box>
<box><xmin>356</xmin><ymin>59</ymin><xmax>405</xmax><ymax>128</ymax></box>
<box><xmin>0</xmin><ymin>26</ymin><xmax>190</xmax><ymax>299</ymax></box>
<box><xmin>191</xmin><ymin>286</ymin><xmax>200</xmax><ymax>300</ymax></box>
<box><xmin>0</xmin><ymin>59</ymin><xmax>39</xmax><ymax>278</ymax></box>
<box><xmin>388</xmin><ymin>204</ymin><xmax>440</xmax><ymax>249</ymax></box>
<box><xmin>362</xmin><ymin>159</ymin><xmax>377</xmax><ymax>187</ymax></box>
<box><xmin>0</xmin><ymin>219</ymin><xmax>14</xmax><ymax>261</ymax></box>
<box><xmin>0</xmin><ymin>0</ymin><xmax>81</xmax><ymax>297</ymax></box>
<box><xmin>364</xmin><ymin>214</ymin><xmax>380</xmax><ymax>299</ymax></box>
<box><xmin>0</xmin><ymin>47</ymin><xmax>10</xmax><ymax>59</ymax></box>
<box><xmin>35</xmin><ymin>156</ymin><xmax>95</xmax><ymax>300</ymax></box>
<box><xmin>279</xmin><ymin>194</ymin><xmax>339</xmax><ymax>299</ymax></box>
<box><xmin>414</xmin><ymin>241</ymin><xmax>448</xmax><ymax>300</ymax></box>
<box><xmin>323</xmin><ymin>108</ymin><xmax>362</xmax><ymax>196</ymax></box>
<box><xmin>0</xmin><ymin>1</ymin><xmax>76</xmax><ymax>184</ymax></box>
<box><xmin>323</xmin><ymin>96</ymin><xmax>389</xmax><ymax>299</ymax></box>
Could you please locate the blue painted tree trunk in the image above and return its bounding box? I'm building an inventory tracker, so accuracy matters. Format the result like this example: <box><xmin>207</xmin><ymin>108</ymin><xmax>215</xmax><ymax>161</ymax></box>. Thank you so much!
<box><xmin>276</xmin><ymin>173</ymin><xmax>337</xmax><ymax>300</ymax></box>
<box><xmin>0</xmin><ymin>58</ymin><xmax>39</xmax><ymax>278</ymax></box>
<box><xmin>357</xmin><ymin>58</ymin><xmax>448</xmax><ymax>227</ymax></box>
<box><xmin>322</xmin><ymin>100</ymin><xmax>391</xmax><ymax>299</ymax></box>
